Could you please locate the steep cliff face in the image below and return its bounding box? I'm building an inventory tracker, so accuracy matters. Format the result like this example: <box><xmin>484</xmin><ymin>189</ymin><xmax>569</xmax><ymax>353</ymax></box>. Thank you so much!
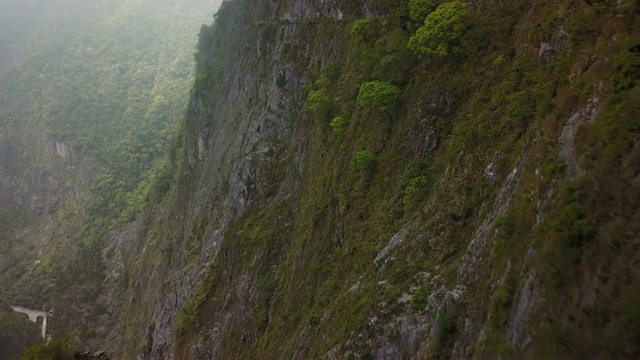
<box><xmin>115</xmin><ymin>0</ymin><xmax>640</xmax><ymax>358</ymax></box>
<box><xmin>0</xmin><ymin>108</ymin><xmax>82</xmax><ymax>235</ymax></box>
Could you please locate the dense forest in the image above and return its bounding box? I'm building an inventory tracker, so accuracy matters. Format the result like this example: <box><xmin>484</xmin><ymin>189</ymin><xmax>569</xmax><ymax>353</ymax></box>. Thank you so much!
<box><xmin>0</xmin><ymin>0</ymin><xmax>211</xmax><ymax>222</ymax></box>
<box><xmin>0</xmin><ymin>0</ymin><xmax>220</xmax><ymax>352</ymax></box>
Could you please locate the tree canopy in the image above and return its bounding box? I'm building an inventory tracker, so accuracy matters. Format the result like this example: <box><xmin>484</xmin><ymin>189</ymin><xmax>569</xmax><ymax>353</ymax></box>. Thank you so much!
<box><xmin>408</xmin><ymin>0</ymin><xmax>436</xmax><ymax>23</ymax></box>
<box><xmin>408</xmin><ymin>1</ymin><xmax>469</xmax><ymax>57</ymax></box>
<box><xmin>357</xmin><ymin>80</ymin><xmax>401</xmax><ymax>113</ymax></box>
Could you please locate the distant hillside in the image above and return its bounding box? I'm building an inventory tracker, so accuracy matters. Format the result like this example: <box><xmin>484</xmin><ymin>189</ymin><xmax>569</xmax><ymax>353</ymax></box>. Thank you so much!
<box><xmin>0</xmin><ymin>0</ymin><xmax>221</xmax><ymax>351</ymax></box>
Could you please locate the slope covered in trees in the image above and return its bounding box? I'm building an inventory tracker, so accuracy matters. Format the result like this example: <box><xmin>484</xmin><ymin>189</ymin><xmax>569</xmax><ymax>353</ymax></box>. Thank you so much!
<box><xmin>0</xmin><ymin>0</ymin><xmax>220</xmax><ymax>348</ymax></box>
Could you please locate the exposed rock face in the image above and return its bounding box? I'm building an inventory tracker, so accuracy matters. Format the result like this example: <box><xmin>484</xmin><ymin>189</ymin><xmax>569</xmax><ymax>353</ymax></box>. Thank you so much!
<box><xmin>558</xmin><ymin>91</ymin><xmax>601</xmax><ymax>178</ymax></box>
<box><xmin>3</xmin><ymin>0</ymin><xmax>637</xmax><ymax>358</ymax></box>
<box><xmin>0</xmin><ymin>120</ymin><xmax>90</xmax><ymax>288</ymax></box>
<box><xmin>128</xmin><ymin>10</ymin><xmax>316</xmax><ymax>358</ymax></box>
<box><xmin>24</xmin><ymin>167</ymin><xmax>59</xmax><ymax>215</ymax></box>
<box><xmin>260</xmin><ymin>0</ymin><xmax>391</xmax><ymax>21</ymax></box>
<box><xmin>538</xmin><ymin>42</ymin><xmax>554</xmax><ymax>61</ymax></box>
<box><xmin>107</xmin><ymin>0</ymin><xmax>640</xmax><ymax>358</ymax></box>
<box><xmin>0</xmin><ymin>121</ymin><xmax>87</xmax><ymax>218</ymax></box>
<box><xmin>507</xmin><ymin>273</ymin><xmax>537</xmax><ymax>348</ymax></box>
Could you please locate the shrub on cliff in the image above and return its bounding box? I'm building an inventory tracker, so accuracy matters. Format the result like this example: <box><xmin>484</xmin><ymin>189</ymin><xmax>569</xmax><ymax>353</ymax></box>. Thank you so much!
<box><xmin>357</xmin><ymin>81</ymin><xmax>401</xmax><ymax>114</ymax></box>
<box><xmin>308</xmin><ymin>89</ymin><xmax>333</xmax><ymax>121</ymax></box>
<box><xmin>408</xmin><ymin>1</ymin><xmax>469</xmax><ymax>57</ymax></box>
<box><xmin>403</xmin><ymin>175</ymin><xmax>430</xmax><ymax>213</ymax></box>
<box><xmin>355</xmin><ymin>150</ymin><xmax>376</xmax><ymax>170</ymax></box>
<box><xmin>330</xmin><ymin>116</ymin><xmax>346</xmax><ymax>134</ymax></box>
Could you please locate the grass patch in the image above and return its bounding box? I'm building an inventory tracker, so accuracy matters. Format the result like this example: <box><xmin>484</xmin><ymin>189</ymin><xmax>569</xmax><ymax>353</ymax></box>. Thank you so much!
<box><xmin>430</xmin><ymin>314</ymin><xmax>457</xmax><ymax>359</ymax></box>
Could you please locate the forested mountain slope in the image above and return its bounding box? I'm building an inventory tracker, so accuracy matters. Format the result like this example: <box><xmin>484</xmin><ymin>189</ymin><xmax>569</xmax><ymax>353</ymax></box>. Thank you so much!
<box><xmin>2</xmin><ymin>0</ymin><xmax>639</xmax><ymax>358</ymax></box>
<box><xmin>113</xmin><ymin>0</ymin><xmax>640</xmax><ymax>358</ymax></box>
<box><xmin>0</xmin><ymin>0</ymin><xmax>220</xmax><ymax>352</ymax></box>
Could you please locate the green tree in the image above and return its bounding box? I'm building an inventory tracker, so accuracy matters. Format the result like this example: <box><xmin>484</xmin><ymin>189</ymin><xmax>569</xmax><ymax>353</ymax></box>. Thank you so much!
<box><xmin>403</xmin><ymin>175</ymin><xmax>430</xmax><ymax>213</ymax></box>
<box><xmin>330</xmin><ymin>116</ymin><xmax>346</xmax><ymax>134</ymax></box>
<box><xmin>355</xmin><ymin>150</ymin><xmax>376</xmax><ymax>170</ymax></box>
<box><xmin>403</xmin><ymin>158</ymin><xmax>430</xmax><ymax>184</ymax></box>
<box><xmin>409</xmin><ymin>0</ymin><xmax>436</xmax><ymax>23</ymax></box>
<box><xmin>357</xmin><ymin>81</ymin><xmax>401</xmax><ymax>113</ymax></box>
<box><xmin>308</xmin><ymin>89</ymin><xmax>333</xmax><ymax>121</ymax></box>
<box><xmin>350</xmin><ymin>19</ymin><xmax>374</xmax><ymax>41</ymax></box>
<box><xmin>408</xmin><ymin>1</ymin><xmax>469</xmax><ymax>57</ymax></box>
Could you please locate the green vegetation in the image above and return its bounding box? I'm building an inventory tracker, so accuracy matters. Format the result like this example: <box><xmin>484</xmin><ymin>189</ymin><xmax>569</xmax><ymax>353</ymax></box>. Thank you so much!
<box><xmin>402</xmin><ymin>158</ymin><xmax>430</xmax><ymax>184</ymax></box>
<box><xmin>403</xmin><ymin>175</ymin><xmax>430</xmax><ymax>213</ymax></box>
<box><xmin>411</xmin><ymin>287</ymin><xmax>429</xmax><ymax>312</ymax></box>
<box><xmin>22</xmin><ymin>339</ymin><xmax>78</xmax><ymax>360</ymax></box>
<box><xmin>175</xmin><ymin>307</ymin><xmax>197</xmax><ymax>341</ymax></box>
<box><xmin>431</xmin><ymin>314</ymin><xmax>457</xmax><ymax>359</ymax></box>
<box><xmin>407</xmin><ymin>1</ymin><xmax>469</xmax><ymax>57</ymax></box>
<box><xmin>408</xmin><ymin>0</ymin><xmax>436</xmax><ymax>23</ymax></box>
<box><xmin>554</xmin><ymin>203</ymin><xmax>595</xmax><ymax>265</ymax></box>
<box><xmin>170</xmin><ymin>0</ymin><xmax>640</xmax><ymax>358</ymax></box>
<box><xmin>0</xmin><ymin>0</ymin><xmax>210</xmax><ymax>226</ymax></box>
<box><xmin>350</xmin><ymin>19</ymin><xmax>374</xmax><ymax>42</ymax></box>
<box><xmin>0</xmin><ymin>0</ymin><xmax>214</xmax><ymax>345</ymax></box>
<box><xmin>485</xmin><ymin>280</ymin><xmax>516</xmax><ymax>354</ymax></box>
<box><xmin>0</xmin><ymin>0</ymin><xmax>635</xmax><ymax>357</ymax></box>
<box><xmin>355</xmin><ymin>150</ymin><xmax>376</xmax><ymax>170</ymax></box>
<box><xmin>541</xmin><ymin>158</ymin><xmax>566</xmax><ymax>177</ymax></box>
<box><xmin>357</xmin><ymin>80</ymin><xmax>402</xmax><ymax>113</ymax></box>
<box><xmin>403</xmin><ymin>159</ymin><xmax>431</xmax><ymax>213</ymax></box>
<box><xmin>330</xmin><ymin>116</ymin><xmax>346</xmax><ymax>134</ymax></box>
<box><xmin>308</xmin><ymin>89</ymin><xmax>333</xmax><ymax>121</ymax></box>
<box><xmin>0</xmin><ymin>299</ymin><xmax>41</xmax><ymax>359</ymax></box>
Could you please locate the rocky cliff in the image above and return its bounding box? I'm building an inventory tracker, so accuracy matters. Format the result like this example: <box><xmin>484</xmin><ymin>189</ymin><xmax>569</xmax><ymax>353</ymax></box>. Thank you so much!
<box><xmin>112</xmin><ymin>0</ymin><xmax>640</xmax><ymax>359</ymax></box>
<box><xmin>0</xmin><ymin>114</ymin><xmax>95</xmax><ymax>305</ymax></box>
